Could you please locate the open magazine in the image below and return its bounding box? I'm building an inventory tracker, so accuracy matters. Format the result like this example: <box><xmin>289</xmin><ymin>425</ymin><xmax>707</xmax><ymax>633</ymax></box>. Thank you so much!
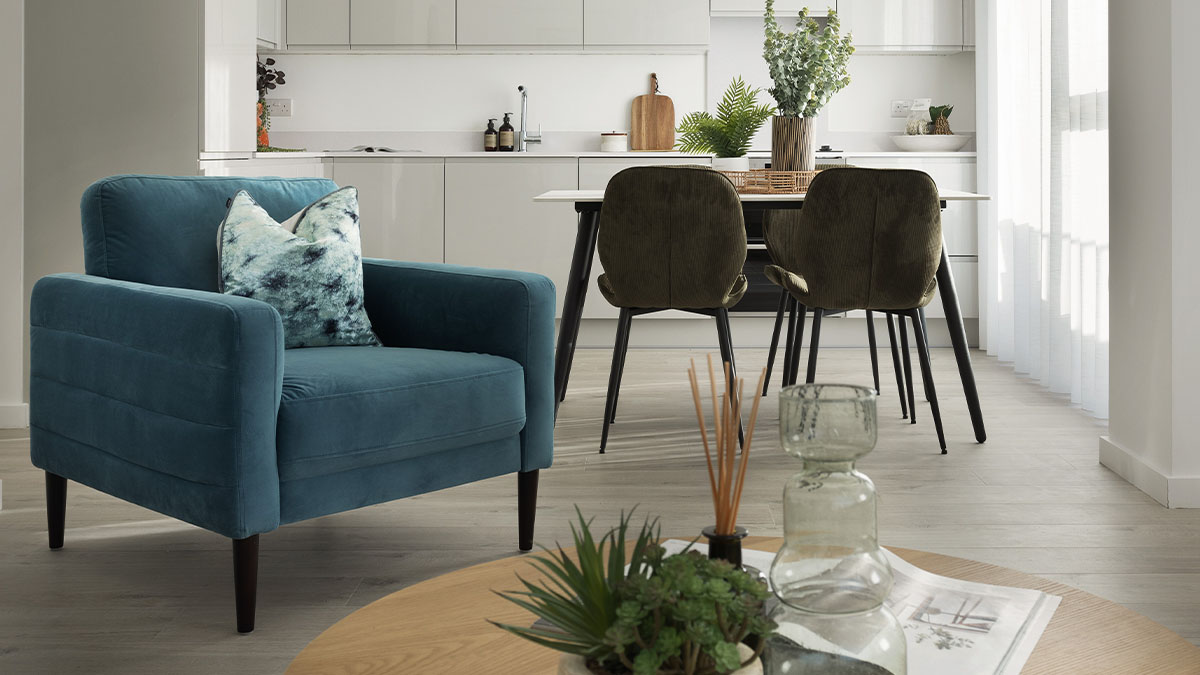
<box><xmin>659</xmin><ymin>539</ymin><xmax>1061</xmax><ymax>675</ymax></box>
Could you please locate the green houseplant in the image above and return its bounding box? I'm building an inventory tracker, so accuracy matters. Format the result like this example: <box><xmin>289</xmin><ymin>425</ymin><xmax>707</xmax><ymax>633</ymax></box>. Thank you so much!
<box><xmin>676</xmin><ymin>77</ymin><xmax>775</xmax><ymax>172</ymax></box>
<box><xmin>492</xmin><ymin>510</ymin><xmax>775</xmax><ymax>675</ymax></box>
<box><xmin>763</xmin><ymin>1</ymin><xmax>854</xmax><ymax>171</ymax></box>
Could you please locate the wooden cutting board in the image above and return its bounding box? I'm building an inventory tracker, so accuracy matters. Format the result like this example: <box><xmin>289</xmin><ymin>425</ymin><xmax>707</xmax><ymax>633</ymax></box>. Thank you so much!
<box><xmin>630</xmin><ymin>73</ymin><xmax>675</xmax><ymax>151</ymax></box>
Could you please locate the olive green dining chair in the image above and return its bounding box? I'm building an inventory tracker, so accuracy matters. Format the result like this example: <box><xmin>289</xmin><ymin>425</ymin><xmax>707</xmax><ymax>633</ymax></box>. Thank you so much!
<box><xmin>764</xmin><ymin>167</ymin><xmax>947</xmax><ymax>452</ymax></box>
<box><xmin>596</xmin><ymin>165</ymin><xmax>748</xmax><ymax>453</ymax></box>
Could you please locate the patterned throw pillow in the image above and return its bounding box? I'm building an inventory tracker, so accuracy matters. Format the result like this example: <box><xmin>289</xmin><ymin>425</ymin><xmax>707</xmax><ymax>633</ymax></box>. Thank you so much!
<box><xmin>218</xmin><ymin>187</ymin><xmax>378</xmax><ymax>348</ymax></box>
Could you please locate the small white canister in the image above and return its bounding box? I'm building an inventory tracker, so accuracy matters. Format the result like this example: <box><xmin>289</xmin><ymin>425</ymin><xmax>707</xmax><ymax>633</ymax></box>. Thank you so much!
<box><xmin>600</xmin><ymin>131</ymin><xmax>629</xmax><ymax>153</ymax></box>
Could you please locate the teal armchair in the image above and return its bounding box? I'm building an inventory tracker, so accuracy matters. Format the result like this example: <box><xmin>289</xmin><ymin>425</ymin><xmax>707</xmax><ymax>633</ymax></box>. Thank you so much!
<box><xmin>29</xmin><ymin>175</ymin><xmax>555</xmax><ymax>632</ymax></box>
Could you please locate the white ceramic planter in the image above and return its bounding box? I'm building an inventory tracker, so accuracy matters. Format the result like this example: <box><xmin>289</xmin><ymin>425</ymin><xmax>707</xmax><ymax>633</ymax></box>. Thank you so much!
<box><xmin>711</xmin><ymin>156</ymin><xmax>751</xmax><ymax>172</ymax></box>
<box><xmin>557</xmin><ymin>643</ymin><xmax>763</xmax><ymax>675</ymax></box>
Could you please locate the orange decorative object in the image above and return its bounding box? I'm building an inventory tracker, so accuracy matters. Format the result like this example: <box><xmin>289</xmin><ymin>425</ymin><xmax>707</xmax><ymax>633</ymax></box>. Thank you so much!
<box><xmin>256</xmin><ymin>101</ymin><xmax>269</xmax><ymax>149</ymax></box>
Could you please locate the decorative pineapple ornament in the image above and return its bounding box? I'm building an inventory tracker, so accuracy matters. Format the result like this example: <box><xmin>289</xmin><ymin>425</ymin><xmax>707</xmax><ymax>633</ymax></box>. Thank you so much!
<box><xmin>929</xmin><ymin>104</ymin><xmax>954</xmax><ymax>135</ymax></box>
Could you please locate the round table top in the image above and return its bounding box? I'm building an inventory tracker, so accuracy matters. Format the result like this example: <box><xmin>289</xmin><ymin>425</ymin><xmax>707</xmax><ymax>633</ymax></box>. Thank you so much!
<box><xmin>285</xmin><ymin>537</ymin><xmax>1199</xmax><ymax>675</ymax></box>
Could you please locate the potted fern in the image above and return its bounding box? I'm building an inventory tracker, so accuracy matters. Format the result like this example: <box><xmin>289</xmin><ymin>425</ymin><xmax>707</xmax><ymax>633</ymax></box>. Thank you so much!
<box><xmin>763</xmin><ymin>2</ymin><xmax>854</xmax><ymax>171</ymax></box>
<box><xmin>676</xmin><ymin>77</ymin><xmax>775</xmax><ymax>172</ymax></box>
<box><xmin>492</xmin><ymin>510</ymin><xmax>774</xmax><ymax>675</ymax></box>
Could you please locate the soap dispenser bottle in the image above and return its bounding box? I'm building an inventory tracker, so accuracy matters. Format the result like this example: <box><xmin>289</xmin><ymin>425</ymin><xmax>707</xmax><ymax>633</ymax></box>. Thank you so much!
<box><xmin>484</xmin><ymin>118</ymin><xmax>498</xmax><ymax>152</ymax></box>
<box><xmin>498</xmin><ymin>113</ymin><xmax>515</xmax><ymax>152</ymax></box>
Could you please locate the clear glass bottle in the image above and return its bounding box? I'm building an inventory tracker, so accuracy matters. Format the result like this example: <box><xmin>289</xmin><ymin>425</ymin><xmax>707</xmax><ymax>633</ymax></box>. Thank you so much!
<box><xmin>765</xmin><ymin>384</ymin><xmax>907</xmax><ymax>675</ymax></box>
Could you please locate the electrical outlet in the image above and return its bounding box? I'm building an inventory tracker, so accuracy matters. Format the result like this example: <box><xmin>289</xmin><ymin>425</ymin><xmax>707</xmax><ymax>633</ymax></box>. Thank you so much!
<box><xmin>890</xmin><ymin>100</ymin><xmax>911</xmax><ymax>118</ymax></box>
<box><xmin>265</xmin><ymin>98</ymin><xmax>292</xmax><ymax>117</ymax></box>
<box><xmin>912</xmin><ymin>97</ymin><xmax>932</xmax><ymax>111</ymax></box>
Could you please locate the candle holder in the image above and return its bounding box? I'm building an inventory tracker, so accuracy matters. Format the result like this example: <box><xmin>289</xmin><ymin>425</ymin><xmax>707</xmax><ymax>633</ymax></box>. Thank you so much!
<box><xmin>702</xmin><ymin>525</ymin><xmax>748</xmax><ymax>567</ymax></box>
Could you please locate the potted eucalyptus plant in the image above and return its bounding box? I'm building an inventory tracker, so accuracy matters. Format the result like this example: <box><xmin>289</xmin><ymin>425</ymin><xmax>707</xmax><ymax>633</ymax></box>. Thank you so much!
<box><xmin>492</xmin><ymin>510</ymin><xmax>775</xmax><ymax>675</ymax></box>
<box><xmin>676</xmin><ymin>77</ymin><xmax>775</xmax><ymax>172</ymax></box>
<box><xmin>763</xmin><ymin>1</ymin><xmax>854</xmax><ymax>171</ymax></box>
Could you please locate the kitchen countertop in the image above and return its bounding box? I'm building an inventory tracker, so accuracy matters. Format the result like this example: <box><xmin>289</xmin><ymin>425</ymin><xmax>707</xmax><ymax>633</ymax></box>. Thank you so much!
<box><xmin>198</xmin><ymin>149</ymin><xmax>977</xmax><ymax>161</ymax></box>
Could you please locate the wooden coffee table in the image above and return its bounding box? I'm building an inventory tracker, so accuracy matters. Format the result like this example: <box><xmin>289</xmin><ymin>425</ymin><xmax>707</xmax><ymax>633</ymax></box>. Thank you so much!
<box><xmin>285</xmin><ymin>537</ymin><xmax>1199</xmax><ymax>674</ymax></box>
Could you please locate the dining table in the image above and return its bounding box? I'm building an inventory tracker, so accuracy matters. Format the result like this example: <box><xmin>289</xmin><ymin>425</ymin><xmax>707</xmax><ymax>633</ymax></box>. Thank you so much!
<box><xmin>533</xmin><ymin>188</ymin><xmax>992</xmax><ymax>444</ymax></box>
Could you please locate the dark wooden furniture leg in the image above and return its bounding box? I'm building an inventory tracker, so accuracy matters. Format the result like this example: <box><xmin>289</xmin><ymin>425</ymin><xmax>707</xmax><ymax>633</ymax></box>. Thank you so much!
<box><xmin>886</xmin><ymin>313</ymin><xmax>909</xmax><ymax>419</ymax></box>
<box><xmin>518</xmin><ymin>470</ymin><xmax>539</xmax><ymax>551</ymax></box>
<box><xmin>714</xmin><ymin>308</ymin><xmax>745</xmax><ymax>446</ymax></box>
<box><xmin>782</xmin><ymin>297</ymin><xmax>799</xmax><ymax>387</ymax></box>
<box><xmin>233</xmin><ymin>535</ymin><xmax>259</xmax><ymax>634</ymax></box>
<box><xmin>553</xmin><ymin>208</ymin><xmax>601</xmax><ymax>417</ymax></box>
<box><xmin>763</xmin><ymin>289</ymin><xmax>789</xmax><ymax>395</ymax></box>
<box><xmin>936</xmin><ymin>249</ymin><xmax>986</xmax><ymax>442</ymax></box>
<box><xmin>46</xmin><ymin>472</ymin><xmax>66</xmax><ymax>550</ymax></box>
<box><xmin>806</xmin><ymin>309</ymin><xmax>823</xmax><ymax>384</ymax></box>
<box><xmin>910</xmin><ymin>310</ymin><xmax>947</xmax><ymax>453</ymax></box>
<box><xmin>866</xmin><ymin>310</ymin><xmax>881</xmax><ymax>394</ymax></box>
<box><xmin>899</xmin><ymin>316</ymin><xmax>917</xmax><ymax>425</ymax></box>
<box><xmin>787</xmin><ymin>303</ymin><xmax>808</xmax><ymax>386</ymax></box>
<box><xmin>600</xmin><ymin>309</ymin><xmax>632</xmax><ymax>453</ymax></box>
<box><xmin>609</xmin><ymin>310</ymin><xmax>633</xmax><ymax>424</ymax></box>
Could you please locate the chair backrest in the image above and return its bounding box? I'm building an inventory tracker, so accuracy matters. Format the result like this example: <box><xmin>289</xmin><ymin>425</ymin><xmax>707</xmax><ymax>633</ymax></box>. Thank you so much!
<box><xmin>764</xmin><ymin>168</ymin><xmax>942</xmax><ymax>310</ymax></box>
<box><xmin>81</xmin><ymin>174</ymin><xmax>339</xmax><ymax>291</ymax></box>
<box><xmin>597</xmin><ymin>166</ymin><xmax>747</xmax><ymax>309</ymax></box>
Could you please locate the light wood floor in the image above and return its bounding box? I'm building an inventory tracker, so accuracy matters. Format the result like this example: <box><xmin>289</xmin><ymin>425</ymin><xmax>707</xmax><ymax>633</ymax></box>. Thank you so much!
<box><xmin>1</xmin><ymin>348</ymin><xmax>1197</xmax><ymax>674</ymax></box>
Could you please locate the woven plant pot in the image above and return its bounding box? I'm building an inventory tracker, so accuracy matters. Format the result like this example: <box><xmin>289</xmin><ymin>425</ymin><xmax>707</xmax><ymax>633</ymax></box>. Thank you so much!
<box><xmin>771</xmin><ymin>116</ymin><xmax>816</xmax><ymax>172</ymax></box>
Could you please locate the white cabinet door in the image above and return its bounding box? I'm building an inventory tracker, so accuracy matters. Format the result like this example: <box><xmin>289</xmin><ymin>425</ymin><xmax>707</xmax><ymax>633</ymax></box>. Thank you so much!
<box><xmin>350</xmin><ymin>0</ymin><xmax>455</xmax><ymax>46</ymax></box>
<box><xmin>198</xmin><ymin>157</ymin><xmax>331</xmax><ymax>178</ymax></box>
<box><xmin>203</xmin><ymin>0</ymin><xmax>257</xmax><ymax>153</ymax></box>
<box><xmin>585</xmin><ymin>0</ymin><xmax>709</xmax><ymax>47</ymax></box>
<box><xmin>286</xmin><ymin>0</ymin><xmax>350</xmax><ymax>46</ymax></box>
<box><xmin>445</xmin><ymin>158</ymin><xmax>578</xmax><ymax>316</ymax></box>
<box><xmin>963</xmin><ymin>0</ymin><xmax>975</xmax><ymax>48</ymax></box>
<box><xmin>922</xmin><ymin>259</ymin><xmax>977</xmax><ymax>319</ymax></box>
<box><xmin>711</xmin><ymin>1</ymin><xmax>835</xmax><ymax>17</ymax></box>
<box><xmin>332</xmin><ymin>158</ymin><xmax>445</xmax><ymax>263</ymax></box>
<box><xmin>577</xmin><ymin>157</ymin><xmax>712</xmax><ymax>318</ymax></box>
<box><xmin>258</xmin><ymin>0</ymin><xmax>282</xmax><ymax>47</ymax></box>
<box><xmin>838</xmin><ymin>0</ymin><xmax>963</xmax><ymax>52</ymax></box>
<box><xmin>456</xmin><ymin>0</ymin><xmax>583</xmax><ymax>47</ymax></box>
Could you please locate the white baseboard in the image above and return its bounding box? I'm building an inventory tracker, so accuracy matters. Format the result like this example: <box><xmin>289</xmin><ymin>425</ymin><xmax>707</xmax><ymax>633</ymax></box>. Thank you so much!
<box><xmin>0</xmin><ymin>403</ymin><xmax>28</xmax><ymax>429</ymax></box>
<box><xmin>1099</xmin><ymin>435</ymin><xmax>1200</xmax><ymax>508</ymax></box>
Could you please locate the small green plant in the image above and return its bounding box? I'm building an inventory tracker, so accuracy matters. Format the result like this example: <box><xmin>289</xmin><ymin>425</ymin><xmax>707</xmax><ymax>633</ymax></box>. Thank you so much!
<box><xmin>676</xmin><ymin>77</ymin><xmax>775</xmax><ymax>158</ymax></box>
<box><xmin>763</xmin><ymin>1</ymin><xmax>855</xmax><ymax>118</ymax></box>
<box><xmin>492</xmin><ymin>510</ymin><xmax>775</xmax><ymax>675</ymax></box>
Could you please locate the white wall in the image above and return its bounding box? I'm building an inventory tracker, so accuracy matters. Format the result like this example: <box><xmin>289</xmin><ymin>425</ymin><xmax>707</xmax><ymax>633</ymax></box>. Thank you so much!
<box><xmin>1100</xmin><ymin>0</ymin><xmax>1200</xmax><ymax>507</ymax></box>
<box><xmin>707</xmin><ymin>17</ymin><xmax>975</xmax><ymax>151</ymax></box>
<box><xmin>0</xmin><ymin>0</ymin><xmax>25</xmax><ymax>429</ymax></box>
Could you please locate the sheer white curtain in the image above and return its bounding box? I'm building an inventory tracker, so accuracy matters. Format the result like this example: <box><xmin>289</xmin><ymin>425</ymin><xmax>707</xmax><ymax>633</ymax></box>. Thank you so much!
<box><xmin>984</xmin><ymin>0</ymin><xmax>1109</xmax><ymax>417</ymax></box>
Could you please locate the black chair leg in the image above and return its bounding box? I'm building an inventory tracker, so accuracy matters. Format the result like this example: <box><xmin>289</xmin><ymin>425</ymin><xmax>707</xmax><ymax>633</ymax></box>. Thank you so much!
<box><xmin>806</xmin><ymin>308</ymin><xmax>823</xmax><ymax>384</ymax></box>
<box><xmin>233</xmin><ymin>535</ymin><xmax>259</xmax><ymax>634</ymax></box>
<box><xmin>866</xmin><ymin>310</ymin><xmax>880</xmax><ymax>394</ymax></box>
<box><xmin>46</xmin><ymin>472</ymin><xmax>66</xmax><ymax>550</ymax></box>
<box><xmin>609</xmin><ymin>309</ymin><xmax>633</xmax><ymax>424</ymax></box>
<box><xmin>885</xmin><ymin>313</ymin><xmax>909</xmax><ymax>419</ymax></box>
<box><xmin>714</xmin><ymin>309</ymin><xmax>744</xmax><ymax>446</ymax></box>
<box><xmin>781</xmin><ymin>297</ymin><xmax>798</xmax><ymax>389</ymax></box>
<box><xmin>899</xmin><ymin>316</ymin><xmax>917</xmax><ymax>425</ymax></box>
<box><xmin>763</xmin><ymin>290</ymin><xmax>788</xmax><ymax>396</ymax></box>
<box><xmin>910</xmin><ymin>311</ymin><xmax>947</xmax><ymax>453</ymax></box>
<box><xmin>918</xmin><ymin>307</ymin><xmax>932</xmax><ymax>402</ymax></box>
<box><xmin>787</xmin><ymin>303</ymin><xmax>808</xmax><ymax>386</ymax></box>
<box><xmin>518</xmin><ymin>469</ymin><xmax>539</xmax><ymax>550</ymax></box>
<box><xmin>600</xmin><ymin>308</ymin><xmax>632</xmax><ymax>453</ymax></box>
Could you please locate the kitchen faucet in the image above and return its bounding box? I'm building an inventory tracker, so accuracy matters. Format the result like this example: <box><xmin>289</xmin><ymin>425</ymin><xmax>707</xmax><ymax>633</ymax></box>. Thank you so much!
<box><xmin>517</xmin><ymin>85</ymin><xmax>542</xmax><ymax>151</ymax></box>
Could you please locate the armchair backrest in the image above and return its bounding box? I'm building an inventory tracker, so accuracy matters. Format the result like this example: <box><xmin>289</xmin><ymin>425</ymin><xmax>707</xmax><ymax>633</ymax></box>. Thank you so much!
<box><xmin>81</xmin><ymin>174</ymin><xmax>339</xmax><ymax>291</ymax></box>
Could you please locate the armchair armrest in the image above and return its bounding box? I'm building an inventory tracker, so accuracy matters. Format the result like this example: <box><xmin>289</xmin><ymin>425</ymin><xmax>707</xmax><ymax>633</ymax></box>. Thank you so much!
<box><xmin>29</xmin><ymin>273</ymin><xmax>285</xmax><ymax>539</ymax></box>
<box><xmin>362</xmin><ymin>260</ymin><xmax>555</xmax><ymax>472</ymax></box>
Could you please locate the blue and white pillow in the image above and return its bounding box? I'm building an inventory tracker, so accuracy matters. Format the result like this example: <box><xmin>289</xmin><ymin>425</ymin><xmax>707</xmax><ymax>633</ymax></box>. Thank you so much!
<box><xmin>218</xmin><ymin>187</ymin><xmax>378</xmax><ymax>348</ymax></box>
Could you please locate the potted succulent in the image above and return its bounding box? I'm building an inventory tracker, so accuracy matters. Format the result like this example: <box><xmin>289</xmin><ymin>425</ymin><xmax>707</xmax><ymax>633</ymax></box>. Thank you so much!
<box><xmin>492</xmin><ymin>510</ymin><xmax>775</xmax><ymax>675</ymax></box>
<box><xmin>763</xmin><ymin>2</ymin><xmax>854</xmax><ymax>171</ymax></box>
<box><xmin>676</xmin><ymin>77</ymin><xmax>775</xmax><ymax>172</ymax></box>
<box><xmin>895</xmin><ymin>104</ymin><xmax>969</xmax><ymax>151</ymax></box>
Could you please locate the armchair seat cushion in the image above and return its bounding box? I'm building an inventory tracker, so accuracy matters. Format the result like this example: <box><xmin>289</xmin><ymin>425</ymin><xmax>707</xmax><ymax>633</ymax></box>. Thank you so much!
<box><xmin>277</xmin><ymin>346</ymin><xmax>527</xmax><ymax>481</ymax></box>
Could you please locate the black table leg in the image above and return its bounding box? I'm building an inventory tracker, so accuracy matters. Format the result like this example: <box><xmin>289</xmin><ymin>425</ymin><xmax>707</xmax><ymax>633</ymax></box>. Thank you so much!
<box><xmin>936</xmin><ymin>249</ymin><xmax>987</xmax><ymax>443</ymax></box>
<box><xmin>553</xmin><ymin>208</ymin><xmax>601</xmax><ymax>419</ymax></box>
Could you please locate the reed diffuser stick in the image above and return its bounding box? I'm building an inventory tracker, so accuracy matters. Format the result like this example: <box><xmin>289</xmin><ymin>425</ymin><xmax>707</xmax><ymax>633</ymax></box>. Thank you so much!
<box><xmin>687</xmin><ymin>363</ymin><xmax>719</xmax><ymax>514</ymax></box>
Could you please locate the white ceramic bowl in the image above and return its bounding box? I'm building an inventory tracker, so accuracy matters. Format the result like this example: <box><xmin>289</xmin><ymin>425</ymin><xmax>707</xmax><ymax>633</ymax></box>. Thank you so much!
<box><xmin>891</xmin><ymin>135</ymin><xmax>971</xmax><ymax>152</ymax></box>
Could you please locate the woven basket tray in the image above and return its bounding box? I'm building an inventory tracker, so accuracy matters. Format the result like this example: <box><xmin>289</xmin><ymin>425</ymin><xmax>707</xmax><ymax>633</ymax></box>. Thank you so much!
<box><xmin>720</xmin><ymin>169</ymin><xmax>821</xmax><ymax>194</ymax></box>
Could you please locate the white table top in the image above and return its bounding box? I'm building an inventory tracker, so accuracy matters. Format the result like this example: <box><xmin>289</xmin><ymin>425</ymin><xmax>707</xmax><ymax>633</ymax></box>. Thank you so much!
<box><xmin>534</xmin><ymin>188</ymin><xmax>989</xmax><ymax>203</ymax></box>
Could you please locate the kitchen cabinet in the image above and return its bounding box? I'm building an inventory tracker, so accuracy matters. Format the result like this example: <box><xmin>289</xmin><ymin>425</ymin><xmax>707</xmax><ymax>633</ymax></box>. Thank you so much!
<box><xmin>838</xmin><ymin>0</ymin><xmax>964</xmax><ymax>52</ymax></box>
<box><xmin>203</xmin><ymin>0</ymin><xmax>257</xmax><ymax>153</ymax></box>
<box><xmin>456</xmin><ymin>0</ymin><xmax>583</xmax><ymax>47</ymax></box>
<box><xmin>257</xmin><ymin>0</ymin><xmax>282</xmax><ymax>48</ymax></box>
<box><xmin>286</xmin><ymin>0</ymin><xmax>351</xmax><ymax>47</ymax></box>
<box><xmin>350</xmin><ymin>0</ymin><xmax>455</xmax><ymax>47</ymax></box>
<box><xmin>332</xmin><ymin>158</ymin><xmax>446</xmax><ymax>262</ymax></box>
<box><xmin>198</xmin><ymin>157</ymin><xmax>331</xmax><ymax>178</ymax></box>
<box><xmin>710</xmin><ymin>1</ymin><xmax>835</xmax><ymax>18</ymax></box>
<box><xmin>585</xmin><ymin>0</ymin><xmax>709</xmax><ymax>47</ymax></box>
<box><xmin>444</xmin><ymin>158</ymin><xmax>578</xmax><ymax>317</ymax></box>
<box><xmin>964</xmin><ymin>0</ymin><xmax>975</xmax><ymax>48</ymax></box>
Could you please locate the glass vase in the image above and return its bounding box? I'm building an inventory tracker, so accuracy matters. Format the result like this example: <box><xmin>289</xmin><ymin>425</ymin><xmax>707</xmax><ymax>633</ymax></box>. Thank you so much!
<box><xmin>765</xmin><ymin>384</ymin><xmax>906</xmax><ymax>675</ymax></box>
